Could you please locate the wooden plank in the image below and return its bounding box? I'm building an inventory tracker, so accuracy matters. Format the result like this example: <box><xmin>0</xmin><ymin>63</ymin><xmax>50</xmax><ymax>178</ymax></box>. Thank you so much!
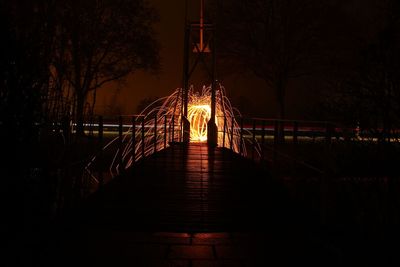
<box><xmin>79</xmin><ymin>143</ymin><xmax>290</xmax><ymax>232</ymax></box>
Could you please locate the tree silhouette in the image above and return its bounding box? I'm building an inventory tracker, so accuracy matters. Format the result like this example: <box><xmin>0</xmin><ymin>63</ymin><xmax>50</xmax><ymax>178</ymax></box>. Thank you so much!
<box><xmin>0</xmin><ymin>0</ymin><xmax>56</xmax><ymax>146</ymax></box>
<box><xmin>55</xmin><ymin>0</ymin><xmax>159</xmax><ymax>135</ymax></box>
<box><xmin>327</xmin><ymin>0</ymin><xmax>400</xmax><ymax>142</ymax></box>
<box><xmin>0</xmin><ymin>0</ymin><xmax>60</xmax><ymax>230</ymax></box>
<box><xmin>214</xmin><ymin>0</ymin><xmax>327</xmax><ymax>121</ymax></box>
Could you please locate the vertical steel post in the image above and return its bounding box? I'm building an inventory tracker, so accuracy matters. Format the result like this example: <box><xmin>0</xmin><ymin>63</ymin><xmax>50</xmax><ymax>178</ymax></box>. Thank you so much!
<box><xmin>62</xmin><ymin>116</ymin><xmax>70</xmax><ymax>145</ymax></box>
<box><xmin>252</xmin><ymin>119</ymin><xmax>256</xmax><ymax>161</ymax></box>
<box><xmin>98</xmin><ymin>116</ymin><xmax>103</xmax><ymax>144</ymax></box>
<box><xmin>182</xmin><ymin>24</ymin><xmax>191</xmax><ymax>143</ymax></box>
<box><xmin>222</xmin><ymin>116</ymin><xmax>226</xmax><ymax>148</ymax></box>
<box><xmin>141</xmin><ymin>118</ymin><xmax>145</xmax><ymax>158</ymax></box>
<box><xmin>261</xmin><ymin>120</ymin><xmax>265</xmax><ymax>162</ymax></box>
<box><xmin>274</xmin><ymin>120</ymin><xmax>279</xmax><ymax>146</ymax></box>
<box><xmin>89</xmin><ymin>115</ymin><xmax>94</xmax><ymax>136</ymax></box>
<box><xmin>118</xmin><ymin>116</ymin><xmax>123</xmax><ymax>171</ymax></box>
<box><xmin>180</xmin><ymin>116</ymin><xmax>183</xmax><ymax>142</ymax></box>
<box><xmin>326</xmin><ymin>122</ymin><xmax>332</xmax><ymax>145</ymax></box>
<box><xmin>164</xmin><ymin>115</ymin><xmax>167</xmax><ymax>149</ymax></box>
<box><xmin>131</xmin><ymin>116</ymin><xmax>136</xmax><ymax>165</ymax></box>
<box><xmin>172</xmin><ymin>116</ymin><xmax>175</xmax><ymax>142</ymax></box>
<box><xmin>239</xmin><ymin>117</ymin><xmax>244</xmax><ymax>156</ymax></box>
<box><xmin>98</xmin><ymin>116</ymin><xmax>104</xmax><ymax>186</ymax></box>
<box><xmin>230</xmin><ymin>116</ymin><xmax>234</xmax><ymax>150</ymax></box>
<box><xmin>293</xmin><ymin>121</ymin><xmax>298</xmax><ymax>145</ymax></box>
<box><xmin>154</xmin><ymin>114</ymin><xmax>157</xmax><ymax>153</ymax></box>
<box><xmin>183</xmin><ymin>26</ymin><xmax>190</xmax><ymax>119</ymax></box>
<box><xmin>207</xmin><ymin>23</ymin><xmax>218</xmax><ymax>147</ymax></box>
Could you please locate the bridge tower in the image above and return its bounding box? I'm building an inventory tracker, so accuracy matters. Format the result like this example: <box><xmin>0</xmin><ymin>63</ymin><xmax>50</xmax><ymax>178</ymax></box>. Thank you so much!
<box><xmin>182</xmin><ymin>0</ymin><xmax>218</xmax><ymax>146</ymax></box>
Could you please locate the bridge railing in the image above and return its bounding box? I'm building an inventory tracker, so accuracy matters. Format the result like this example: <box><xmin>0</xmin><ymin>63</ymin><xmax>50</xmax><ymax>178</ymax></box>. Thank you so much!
<box><xmin>79</xmin><ymin>115</ymin><xmax>368</xmax><ymax>195</ymax></box>
<box><xmin>217</xmin><ymin>116</ymin><xmax>339</xmax><ymax>163</ymax></box>
<box><xmin>82</xmin><ymin>114</ymin><xmax>184</xmax><ymax>194</ymax></box>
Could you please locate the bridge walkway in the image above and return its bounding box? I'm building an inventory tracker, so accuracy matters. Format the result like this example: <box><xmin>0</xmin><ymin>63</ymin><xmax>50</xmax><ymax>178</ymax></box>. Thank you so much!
<box><xmin>45</xmin><ymin>143</ymin><xmax>334</xmax><ymax>266</ymax></box>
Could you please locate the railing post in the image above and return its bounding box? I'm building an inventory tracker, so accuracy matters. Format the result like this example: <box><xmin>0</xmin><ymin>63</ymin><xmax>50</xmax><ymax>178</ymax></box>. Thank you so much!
<box><xmin>164</xmin><ymin>115</ymin><xmax>167</xmax><ymax>149</ymax></box>
<box><xmin>172</xmin><ymin>115</ymin><xmax>175</xmax><ymax>143</ymax></box>
<box><xmin>141</xmin><ymin>117</ymin><xmax>145</xmax><ymax>158</ymax></box>
<box><xmin>239</xmin><ymin>117</ymin><xmax>244</xmax><ymax>156</ymax></box>
<box><xmin>261</xmin><ymin>120</ymin><xmax>265</xmax><ymax>162</ymax></box>
<box><xmin>98</xmin><ymin>116</ymin><xmax>104</xmax><ymax>187</ymax></box>
<box><xmin>252</xmin><ymin>119</ymin><xmax>256</xmax><ymax>161</ymax></box>
<box><xmin>131</xmin><ymin>116</ymin><xmax>136</xmax><ymax>165</ymax></box>
<box><xmin>89</xmin><ymin>115</ymin><xmax>94</xmax><ymax>136</ymax></box>
<box><xmin>179</xmin><ymin>115</ymin><xmax>184</xmax><ymax>143</ymax></box>
<box><xmin>222</xmin><ymin>116</ymin><xmax>226</xmax><ymax>148</ymax></box>
<box><xmin>326</xmin><ymin>122</ymin><xmax>332</xmax><ymax>145</ymax></box>
<box><xmin>62</xmin><ymin>116</ymin><xmax>70</xmax><ymax>145</ymax></box>
<box><xmin>273</xmin><ymin>120</ymin><xmax>279</xmax><ymax>165</ymax></box>
<box><xmin>274</xmin><ymin>120</ymin><xmax>279</xmax><ymax>146</ymax></box>
<box><xmin>98</xmin><ymin>116</ymin><xmax>103</xmax><ymax>144</ymax></box>
<box><xmin>180</xmin><ymin>114</ymin><xmax>183</xmax><ymax>143</ymax></box>
<box><xmin>154</xmin><ymin>114</ymin><xmax>157</xmax><ymax>153</ymax></box>
<box><xmin>230</xmin><ymin>116</ymin><xmax>234</xmax><ymax>150</ymax></box>
<box><xmin>118</xmin><ymin>116</ymin><xmax>123</xmax><ymax>172</ymax></box>
<box><xmin>311</xmin><ymin>123</ymin><xmax>316</xmax><ymax>143</ymax></box>
<box><xmin>293</xmin><ymin>121</ymin><xmax>298</xmax><ymax>145</ymax></box>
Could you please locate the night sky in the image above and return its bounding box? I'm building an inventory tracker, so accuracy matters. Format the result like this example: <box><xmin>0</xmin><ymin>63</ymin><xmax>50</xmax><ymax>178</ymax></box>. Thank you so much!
<box><xmin>94</xmin><ymin>0</ymin><xmax>275</xmax><ymax>117</ymax></box>
<box><xmin>94</xmin><ymin>0</ymin><xmax>380</xmax><ymax>119</ymax></box>
<box><xmin>95</xmin><ymin>0</ymin><xmax>185</xmax><ymax>115</ymax></box>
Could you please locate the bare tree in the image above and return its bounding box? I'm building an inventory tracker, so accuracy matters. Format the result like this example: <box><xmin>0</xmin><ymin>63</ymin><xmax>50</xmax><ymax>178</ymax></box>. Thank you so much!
<box><xmin>55</xmin><ymin>0</ymin><xmax>159</xmax><ymax>135</ymax></box>
<box><xmin>327</xmin><ymin>0</ymin><xmax>400</xmax><ymax>142</ymax></box>
<box><xmin>214</xmin><ymin>0</ymin><xmax>330</xmax><ymax>121</ymax></box>
<box><xmin>0</xmin><ymin>0</ymin><xmax>57</xmax><ymax>142</ymax></box>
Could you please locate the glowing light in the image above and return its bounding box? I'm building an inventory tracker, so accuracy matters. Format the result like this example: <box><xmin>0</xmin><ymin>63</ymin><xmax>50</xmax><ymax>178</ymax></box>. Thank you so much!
<box><xmin>188</xmin><ymin>104</ymin><xmax>212</xmax><ymax>142</ymax></box>
<box><xmin>186</xmin><ymin>87</ymin><xmax>220</xmax><ymax>142</ymax></box>
<box><xmin>84</xmin><ymin>84</ymin><xmax>253</xmax><ymax>185</ymax></box>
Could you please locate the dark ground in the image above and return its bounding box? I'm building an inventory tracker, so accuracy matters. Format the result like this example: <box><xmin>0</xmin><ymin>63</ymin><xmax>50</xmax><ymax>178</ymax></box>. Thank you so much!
<box><xmin>4</xmin><ymin>142</ymin><xmax>400</xmax><ymax>266</ymax></box>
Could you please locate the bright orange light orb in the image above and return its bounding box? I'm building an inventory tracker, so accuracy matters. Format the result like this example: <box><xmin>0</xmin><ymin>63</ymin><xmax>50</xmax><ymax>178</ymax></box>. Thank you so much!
<box><xmin>187</xmin><ymin>104</ymin><xmax>214</xmax><ymax>142</ymax></box>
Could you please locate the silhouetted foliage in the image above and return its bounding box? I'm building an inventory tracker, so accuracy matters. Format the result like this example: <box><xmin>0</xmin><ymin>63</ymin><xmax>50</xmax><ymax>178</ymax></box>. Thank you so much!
<box><xmin>0</xmin><ymin>0</ymin><xmax>160</xmax><ymax>229</ymax></box>
<box><xmin>1</xmin><ymin>0</ymin><xmax>160</xmax><ymax>136</ymax></box>
<box><xmin>0</xmin><ymin>0</ymin><xmax>57</xmax><ymax>149</ymax></box>
<box><xmin>324</xmin><ymin>0</ymin><xmax>400</xmax><ymax>141</ymax></box>
<box><xmin>213</xmin><ymin>0</ymin><xmax>331</xmax><ymax>120</ymax></box>
<box><xmin>54</xmin><ymin>0</ymin><xmax>160</xmax><ymax>135</ymax></box>
<box><xmin>0</xmin><ymin>0</ymin><xmax>60</xmax><ymax>232</ymax></box>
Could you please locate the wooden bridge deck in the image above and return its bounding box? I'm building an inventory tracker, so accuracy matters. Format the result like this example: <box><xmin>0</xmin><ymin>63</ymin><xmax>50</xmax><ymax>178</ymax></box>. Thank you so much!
<box><xmin>77</xmin><ymin>142</ymin><xmax>291</xmax><ymax>232</ymax></box>
<box><xmin>35</xmin><ymin>143</ymin><xmax>339</xmax><ymax>266</ymax></box>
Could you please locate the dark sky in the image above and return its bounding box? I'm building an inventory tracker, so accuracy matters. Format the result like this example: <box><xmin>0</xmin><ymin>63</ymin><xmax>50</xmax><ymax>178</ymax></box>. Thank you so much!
<box><xmin>95</xmin><ymin>0</ymin><xmax>186</xmax><ymax>115</ymax></box>
<box><xmin>94</xmin><ymin>0</ymin><xmax>274</xmax><ymax>117</ymax></box>
<box><xmin>94</xmin><ymin>0</ymin><xmax>380</xmax><ymax>119</ymax></box>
